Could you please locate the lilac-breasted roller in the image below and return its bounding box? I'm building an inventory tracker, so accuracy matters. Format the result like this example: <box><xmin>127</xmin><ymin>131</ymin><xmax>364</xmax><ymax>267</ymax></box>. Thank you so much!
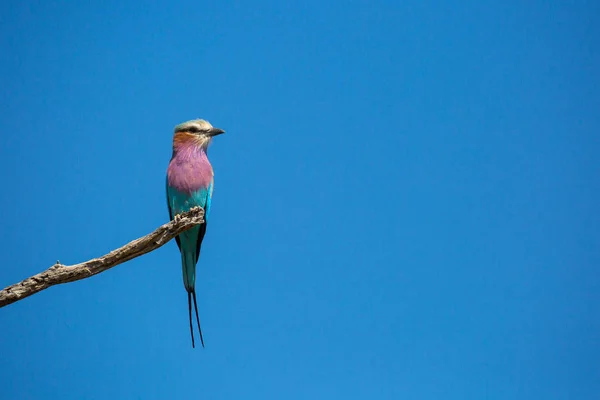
<box><xmin>166</xmin><ymin>119</ymin><xmax>225</xmax><ymax>348</ymax></box>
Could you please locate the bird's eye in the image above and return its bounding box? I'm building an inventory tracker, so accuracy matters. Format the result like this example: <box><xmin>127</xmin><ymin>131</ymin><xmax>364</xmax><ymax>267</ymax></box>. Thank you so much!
<box><xmin>188</xmin><ymin>126</ymin><xmax>200</xmax><ymax>133</ymax></box>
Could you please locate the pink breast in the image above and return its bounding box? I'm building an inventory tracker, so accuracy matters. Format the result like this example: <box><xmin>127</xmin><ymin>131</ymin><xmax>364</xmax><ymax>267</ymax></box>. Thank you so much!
<box><xmin>167</xmin><ymin>146</ymin><xmax>213</xmax><ymax>194</ymax></box>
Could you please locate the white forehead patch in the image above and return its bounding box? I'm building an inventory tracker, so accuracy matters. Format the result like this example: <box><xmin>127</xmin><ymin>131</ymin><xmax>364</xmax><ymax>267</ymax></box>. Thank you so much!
<box><xmin>174</xmin><ymin>119</ymin><xmax>213</xmax><ymax>133</ymax></box>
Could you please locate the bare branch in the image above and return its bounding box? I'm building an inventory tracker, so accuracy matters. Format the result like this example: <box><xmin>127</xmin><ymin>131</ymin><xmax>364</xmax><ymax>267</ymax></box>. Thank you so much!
<box><xmin>0</xmin><ymin>207</ymin><xmax>205</xmax><ymax>308</ymax></box>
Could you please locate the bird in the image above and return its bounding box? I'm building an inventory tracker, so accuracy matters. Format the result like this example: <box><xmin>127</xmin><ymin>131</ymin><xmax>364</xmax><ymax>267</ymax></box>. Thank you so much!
<box><xmin>166</xmin><ymin>118</ymin><xmax>225</xmax><ymax>348</ymax></box>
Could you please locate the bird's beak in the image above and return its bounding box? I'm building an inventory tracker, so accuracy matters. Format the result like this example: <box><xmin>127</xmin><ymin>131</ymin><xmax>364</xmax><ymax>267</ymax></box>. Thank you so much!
<box><xmin>208</xmin><ymin>127</ymin><xmax>225</xmax><ymax>137</ymax></box>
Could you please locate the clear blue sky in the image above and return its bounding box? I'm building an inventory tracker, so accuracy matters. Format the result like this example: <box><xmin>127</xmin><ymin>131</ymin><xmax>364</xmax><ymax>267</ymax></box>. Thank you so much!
<box><xmin>1</xmin><ymin>1</ymin><xmax>598</xmax><ymax>398</ymax></box>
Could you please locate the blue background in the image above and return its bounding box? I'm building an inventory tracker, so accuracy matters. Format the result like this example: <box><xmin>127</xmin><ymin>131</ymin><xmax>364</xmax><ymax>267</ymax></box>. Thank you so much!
<box><xmin>1</xmin><ymin>1</ymin><xmax>598</xmax><ymax>398</ymax></box>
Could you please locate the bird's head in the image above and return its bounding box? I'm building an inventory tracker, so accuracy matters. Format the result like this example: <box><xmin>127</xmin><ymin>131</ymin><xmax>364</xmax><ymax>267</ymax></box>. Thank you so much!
<box><xmin>173</xmin><ymin>119</ymin><xmax>225</xmax><ymax>149</ymax></box>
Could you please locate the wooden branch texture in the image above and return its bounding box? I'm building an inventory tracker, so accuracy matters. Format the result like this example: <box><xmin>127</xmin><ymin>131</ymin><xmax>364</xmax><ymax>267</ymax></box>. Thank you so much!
<box><xmin>0</xmin><ymin>207</ymin><xmax>205</xmax><ymax>308</ymax></box>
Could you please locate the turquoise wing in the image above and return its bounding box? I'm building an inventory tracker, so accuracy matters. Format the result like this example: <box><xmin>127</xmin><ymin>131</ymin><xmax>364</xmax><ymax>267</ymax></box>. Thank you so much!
<box><xmin>166</xmin><ymin>177</ymin><xmax>181</xmax><ymax>251</ymax></box>
<box><xmin>166</xmin><ymin>180</ymin><xmax>214</xmax><ymax>264</ymax></box>
<box><xmin>204</xmin><ymin>178</ymin><xmax>214</xmax><ymax>219</ymax></box>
